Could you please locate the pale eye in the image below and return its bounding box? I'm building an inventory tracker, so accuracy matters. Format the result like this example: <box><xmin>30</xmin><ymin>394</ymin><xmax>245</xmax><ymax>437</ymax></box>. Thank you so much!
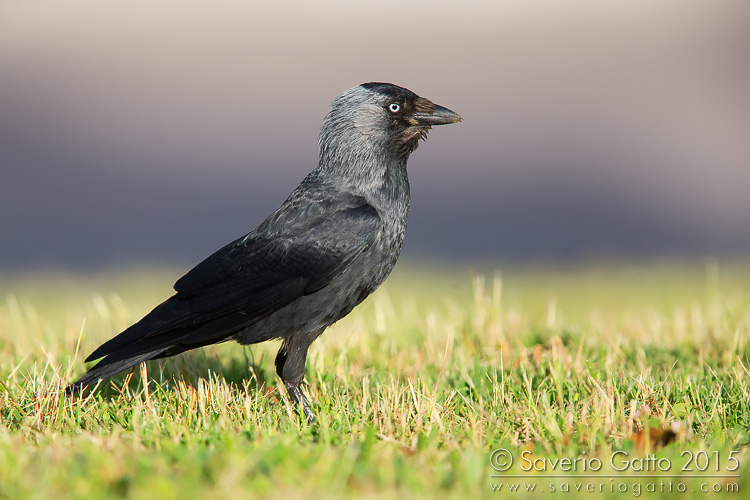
<box><xmin>388</xmin><ymin>103</ymin><xmax>400</xmax><ymax>113</ymax></box>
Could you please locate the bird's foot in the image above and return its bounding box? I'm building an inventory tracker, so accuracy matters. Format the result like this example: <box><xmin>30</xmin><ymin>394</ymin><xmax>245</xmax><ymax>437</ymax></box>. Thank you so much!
<box><xmin>285</xmin><ymin>383</ymin><xmax>315</xmax><ymax>424</ymax></box>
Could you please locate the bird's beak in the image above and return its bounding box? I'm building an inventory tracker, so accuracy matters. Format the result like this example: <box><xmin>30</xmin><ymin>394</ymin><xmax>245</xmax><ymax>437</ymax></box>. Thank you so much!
<box><xmin>411</xmin><ymin>103</ymin><xmax>463</xmax><ymax>126</ymax></box>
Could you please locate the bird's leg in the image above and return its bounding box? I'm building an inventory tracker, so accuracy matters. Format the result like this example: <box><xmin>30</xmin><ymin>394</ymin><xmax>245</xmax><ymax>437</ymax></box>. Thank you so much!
<box><xmin>275</xmin><ymin>337</ymin><xmax>314</xmax><ymax>424</ymax></box>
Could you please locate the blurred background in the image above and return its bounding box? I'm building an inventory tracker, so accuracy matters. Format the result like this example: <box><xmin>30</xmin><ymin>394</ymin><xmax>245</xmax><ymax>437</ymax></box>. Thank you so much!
<box><xmin>1</xmin><ymin>0</ymin><xmax>748</xmax><ymax>271</ymax></box>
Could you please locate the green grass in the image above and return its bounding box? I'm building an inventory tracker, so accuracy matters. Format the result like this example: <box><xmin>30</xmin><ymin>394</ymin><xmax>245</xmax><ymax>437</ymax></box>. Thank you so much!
<box><xmin>1</xmin><ymin>260</ymin><xmax>749</xmax><ymax>499</ymax></box>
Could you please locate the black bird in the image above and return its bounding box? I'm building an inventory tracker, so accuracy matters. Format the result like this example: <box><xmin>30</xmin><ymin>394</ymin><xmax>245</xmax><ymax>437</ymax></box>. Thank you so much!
<box><xmin>67</xmin><ymin>82</ymin><xmax>462</xmax><ymax>420</ymax></box>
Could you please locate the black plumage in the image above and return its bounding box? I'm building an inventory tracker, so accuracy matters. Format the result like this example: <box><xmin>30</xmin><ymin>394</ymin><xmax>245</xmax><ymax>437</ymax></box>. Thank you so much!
<box><xmin>67</xmin><ymin>82</ymin><xmax>462</xmax><ymax>420</ymax></box>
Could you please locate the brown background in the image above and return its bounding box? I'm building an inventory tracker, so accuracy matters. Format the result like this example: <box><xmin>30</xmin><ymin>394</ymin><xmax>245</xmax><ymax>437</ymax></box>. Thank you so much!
<box><xmin>1</xmin><ymin>0</ymin><xmax>748</xmax><ymax>268</ymax></box>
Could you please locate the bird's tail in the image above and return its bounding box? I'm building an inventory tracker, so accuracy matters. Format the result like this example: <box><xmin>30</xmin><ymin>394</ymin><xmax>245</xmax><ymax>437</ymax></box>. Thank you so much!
<box><xmin>65</xmin><ymin>296</ymin><xmax>247</xmax><ymax>396</ymax></box>
<box><xmin>65</xmin><ymin>347</ymin><xmax>171</xmax><ymax>396</ymax></box>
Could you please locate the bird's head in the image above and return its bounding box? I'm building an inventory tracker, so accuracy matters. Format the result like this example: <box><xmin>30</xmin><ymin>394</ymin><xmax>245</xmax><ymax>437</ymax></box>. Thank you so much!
<box><xmin>319</xmin><ymin>82</ymin><xmax>462</xmax><ymax>170</ymax></box>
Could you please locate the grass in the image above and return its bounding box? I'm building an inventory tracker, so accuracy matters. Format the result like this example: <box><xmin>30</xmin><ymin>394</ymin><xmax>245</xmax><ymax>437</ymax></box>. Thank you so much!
<box><xmin>1</xmin><ymin>260</ymin><xmax>749</xmax><ymax>499</ymax></box>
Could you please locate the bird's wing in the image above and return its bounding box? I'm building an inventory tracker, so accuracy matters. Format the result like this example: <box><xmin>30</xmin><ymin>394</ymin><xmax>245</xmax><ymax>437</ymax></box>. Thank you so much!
<box><xmin>175</xmin><ymin>200</ymin><xmax>382</xmax><ymax>311</ymax></box>
<box><xmin>84</xmin><ymin>199</ymin><xmax>382</xmax><ymax>363</ymax></box>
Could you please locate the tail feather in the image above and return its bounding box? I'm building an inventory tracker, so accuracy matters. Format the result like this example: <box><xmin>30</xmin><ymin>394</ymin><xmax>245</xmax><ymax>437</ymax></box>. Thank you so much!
<box><xmin>65</xmin><ymin>349</ymin><xmax>166</xmax><ymax>395</ymax></box>
<box><xmin>84</xmin><ymin>296</ymin><xmax>188</xmax><ymax>362</ymax></box>
<box><xmin>66</xmin><ymin>311</ymin><xmax>251</xmax><ymax>395</ymax></box>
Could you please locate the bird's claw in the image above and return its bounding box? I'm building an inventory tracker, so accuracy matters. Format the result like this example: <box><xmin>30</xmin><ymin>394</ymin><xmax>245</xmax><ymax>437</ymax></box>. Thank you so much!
<box><xmin>285</xmin><ymin>383</ymin><xmax>315</xmax><ymax>424</ymax></box>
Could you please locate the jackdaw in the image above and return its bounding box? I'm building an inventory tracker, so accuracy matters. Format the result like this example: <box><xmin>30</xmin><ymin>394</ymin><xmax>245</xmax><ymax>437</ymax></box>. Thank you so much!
<box><xmin>67</xmin><ymin>82</ymin><xmax>462</xmax><ymax>420</ymax></box>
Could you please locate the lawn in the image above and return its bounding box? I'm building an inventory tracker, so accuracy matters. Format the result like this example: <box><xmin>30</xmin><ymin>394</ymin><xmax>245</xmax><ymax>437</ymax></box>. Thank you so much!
<box><xmin>1</xmin><ymin>260</ymin><xmax>749</xmax><ymax>499</ymax></box>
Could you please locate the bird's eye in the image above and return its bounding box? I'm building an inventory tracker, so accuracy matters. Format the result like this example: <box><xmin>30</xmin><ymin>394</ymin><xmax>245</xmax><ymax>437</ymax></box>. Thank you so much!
<box><xmin>388</xmin><ymin>103</ymin><xmax>400</xmax><ymax>113</ymax></box>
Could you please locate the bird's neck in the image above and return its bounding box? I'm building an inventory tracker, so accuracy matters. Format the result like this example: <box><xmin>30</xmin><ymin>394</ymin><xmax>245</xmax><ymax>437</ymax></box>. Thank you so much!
<box><xmin>317</xmin><ymin>146</ymin><xmax>409</xmax><ymax>198</ymax></box>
